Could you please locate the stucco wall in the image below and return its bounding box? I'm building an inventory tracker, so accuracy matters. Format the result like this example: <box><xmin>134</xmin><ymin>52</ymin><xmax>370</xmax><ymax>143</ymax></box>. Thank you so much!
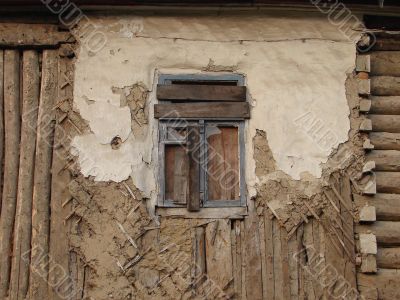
<box><xmin>71</xmin><ymin>13</ymin><xmax>356</xmax><ymax>207</ymax></box>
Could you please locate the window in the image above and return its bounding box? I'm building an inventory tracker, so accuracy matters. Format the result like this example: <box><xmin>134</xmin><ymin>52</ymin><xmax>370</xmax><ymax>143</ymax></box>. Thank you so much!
<box><xmin>156</xmin><ymin>74</ymin><xmax>249</xmax><ymax>212</ymax></box>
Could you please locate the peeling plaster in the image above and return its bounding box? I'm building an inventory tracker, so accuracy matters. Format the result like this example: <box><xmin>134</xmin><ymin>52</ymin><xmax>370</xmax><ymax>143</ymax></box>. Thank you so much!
<box><xmin>72</xmin><ymin>14</ymin><xmax>356</xmax><ymax>203</ymax></box>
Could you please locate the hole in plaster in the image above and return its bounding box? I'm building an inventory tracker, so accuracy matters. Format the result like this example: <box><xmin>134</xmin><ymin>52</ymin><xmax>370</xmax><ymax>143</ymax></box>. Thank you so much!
<box><xmin>111</xmin><ymin>136</ymin><xmax>123</xmax><ymax>150</ymax></box>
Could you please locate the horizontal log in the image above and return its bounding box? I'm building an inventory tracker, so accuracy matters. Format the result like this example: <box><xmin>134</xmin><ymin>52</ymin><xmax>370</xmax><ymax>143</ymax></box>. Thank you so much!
<box><xmin>358</xmin><ymin>269</ymin><xmax>400</xmax><ymax>300</ymax></box>
<box><xmin>354</xmin><ymin>194</ymin><xmax>400</xmax><ymax>221</ymax></box>
<box><xmin>356</xmin><ymin>221</ymin><xmax>400</xmax><ymax>246</ymax></box>
<box><xmin>369</xmin><ymin>132</ymin><xmax>400</xmax><ymax>150</ymax></box>
<box><xmin>371</xmin><ymin>76</ymin><xmax>400</xmax><ymax>96</ymax></box>
<box><xmin>156</xmin><ymin>206</ymin><xmax>247</xmax><ymax>219</ymax></box>
<box><xmin>0</xmin><ymin>23</ymin><xmax>74</xmax><ymax>47</ymax></box>
<box><xmin>370</xmin><ymin>96</ymin><xmax>400</xmax><ymax>115</ymax></box>
<box><xmin>371</xmin><ymin>33</ymin><xmax>400</xmax><ymax>51</ymax></box>
<box><xmin>377</xmin><ymin>248</ymin><xmax>400</xmax><ymax>269</ymax></box>
<box><xmin>367</xmin><ymin>150</ymin><xmax>400</xmax><ymax>171</ymax></box>
<box><xmin>157</xmin><ymin>84</ymin><xmax>246</xmax><ymax>101</ymax></box>
<box><xmin>369</xmin><ymin>115</ymin><xmax>400</xmax><ymax>133</ymax></box>
<box><xmin>154</xmin><ymin>102</ymin><xmax>250</xmax><ymax>119</ymax></box>
<box><xmin>370</xmin><ymin>52</ymin><xmax>400</xmax><ymax>76</ymax></box>
<box><xmin>376</xmin><ymin>172</ymin><xmax>400</xmax><ymax>194</ymax></box>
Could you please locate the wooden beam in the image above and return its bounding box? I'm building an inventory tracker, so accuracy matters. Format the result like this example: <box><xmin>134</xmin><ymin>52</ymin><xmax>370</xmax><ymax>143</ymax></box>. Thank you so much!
<box><xmin>369</xmin><ymin>132</ymin><xmax>400</xmax><ymax>150</ymax></box>
<box><xmin>0</xmin><ymin>50</ymin><xmax>21</xmax><ymax>299</ymax></box>
<box><xmin>0</xmin><ymin>23</ymin><xmax>74</xmax><ymax>47</ymax></box>
<box><xmin>187</xmin><ymin>126</ymin><xmax>200</xmax><ymax>212</ymax></box>
<box><xmin>367</xmin><ymin>150</ymin><xmax>400</xmax><ymax>171</ymax></box>
<box><xmin>356</xmin><ymin>221</ymin><xmax>400</xmax><ymax>246</ymax></box>
<box><xmin>371</xmin><ymin>76</ymin><xmax>400</xmax><ymax>96</ymax></box>
<box><xmin>377</xmin><ymin>248</ymin><xmax>400</xmax><ymax>269</ymax></box>
<box><xmin>370</xmin><ymin>52</ymin><xmax>400</xmax><ymax>77</ymax></box>
<box><xmin>370</xmin><ymin>96</ymin><xmax>400</xmax><ymax>115</ymax></box>
<box><xmin>156</xmin><ymin>206</ymin><xmax>247</xmax><ymax>218</ymax></box>
<box><xmin>376</xmin><ymin>171</ymin><xmax>400</xmax><ymax>194</ymax></box>
<box><xmin>369</xmin><ymin>115</ymin><xmax>400</xmax><ymax>133</ymax></box>
<box><xmin>30</xmin><ymin>50</ymin><xmax>58</xmax><ymax>300</ymax></box>
<box><xmin>358</xmin><ymin>269</ymin><xmax>400</xmax><ymax>300</ymax></box>
<box><xmin>154</xmin><ymin>102</ymin><xmax>250</xmax><ymax>119</ymax></box>
<box><xmin>157</xmin><ymin>84</ymin><xmax>246</xmax><ymax>102</ymax></box>
<box><xmin>354</xmin><ymin>193</ymin><xmax>400</xmax><ymax>221</ymax></box>
<box><xmin>10</xmin><ymin>50</ymin><xmax>40</xmax><ymax>300</ymax></box>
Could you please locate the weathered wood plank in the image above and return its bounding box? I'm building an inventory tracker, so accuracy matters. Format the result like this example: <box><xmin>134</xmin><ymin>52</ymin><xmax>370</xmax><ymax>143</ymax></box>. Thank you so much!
<box><xmin>187</xmin><ymin>126</ymin><xmax>200</xmax><ymax>211</ymax></box>
<box><xmin>193</xmin><ymin>226</ymin><xmax>206</xmax><ymax>289</ymax></box>
<box><xmin>264</xmin><ymin>214</ymin><xmax>274</xmax><ymax>299</ymax></box>
<box><xmin>273</xmin><ymin>220</ymin><xmax>283</xmax><ymax>299</ymax></box>
<box><xmin>377</xmin><ymin>248</ymin><xmax>400</xmax><ymax>269</ymax></box>
<box><xmin>154</xmin><ymin>102</ymin><xmax>250</xmax><ymax>119</ymax></box>
<box><xmin>0</xmin><ymin>51</ymin><xmax>3</xmax><ymax>209</ymax></box>
<box><xmin>207</xmin><ymin>126</ymin><xmax>239</xmax><ymax>201</ymax></box>
<box><xmin>369</xmin><ymin>115</ymin><xmax>400</xmax><ymax>133</ymax></box>
<box><xmin>370</xmin><ymin>52</ymin><xmax>400</xmax><ymax>76</ymax></box>
<box><xmin>354</xmin><ymin>193</ymin><xmax>400</xmax><ymax>221</ymax></box>
<box><xmin>157</xmin><ymin>84</ymin><xmax>246</xmax><ymax>101</ymax></box>
<box><xmin>370</xmin><ymin>96</ymin><xmax>400</xmax><ymax>115</ymax></box>
<box><xmin>10</xmin><ymin>50</ymin><xmax>40</xmax><ymax>300</ymax></box>
<box><xmin>48</xmin><ymin>52</ymin><xmax>74</xmax><ymax>300</ymax></box>
<box><xmin>376</xmin><ymin>171</ymin><xmax>400</xmax><ymax>194</ymax></box>
<box><xmin>356</xmin><ymin>221</ymin><xmax>400</xmax><ymax>246</ymax></box>
<box><xmin>371</xmin><ymin>76</ymin><xmax>400</xmax><ymax>96</ymax></box>
<box><xmin>369</xmin><ymin>132</ymin><xmax>400</xmax><ymax>150</ymax></box>
<box><xmin>367</xmin><ymin>150</ymin><xmax>400</xmax><ymax>171</ymax></box>
<box><xmin>30</xmin><ymin>50</ymin><xmax>58</xmax><ymax>300</ymax></box>
<box><xmin>0</xmin><ymin>50</ymin><xmax>21</xmax><ymax>299</ymax></box>
<box><xmin>358</xmin><ymin>269</ymin><xmax>400</xmax><ymax>300</ymax></box>
<box><xmin>244</xmin><ymin>202</ymin><xmax>263</xmax><ymax>300</ymax></box>
<box><xmin>156</xmin><ymin>206</ymin><xmax>247</xmax><ymax>219</ymax></box>
<box><xmin>0</xmin><ymin>23</ymin><xmax>74</xmax><ymax>47</ymax></box>
<box><xmin>205</xmin><ymin>220</ymin><xmax>233</xmax><ymax>294</ymax></box>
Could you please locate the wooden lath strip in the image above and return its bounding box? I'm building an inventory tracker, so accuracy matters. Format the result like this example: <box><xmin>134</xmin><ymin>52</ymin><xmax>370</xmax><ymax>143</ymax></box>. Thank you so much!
<box><xmin>157</xmin><ymin>84</ymin><xmax>246</xmax><ymax>102</ymax></box>
<box><xmin>154</xmin><ymin>102</ymin><xmax>250</xmax><ymax>119</ymax></box>
<box><xmin>0</xmin><ymin>50</ymin><xmax>21</xmax><ymax>299</ymax></box>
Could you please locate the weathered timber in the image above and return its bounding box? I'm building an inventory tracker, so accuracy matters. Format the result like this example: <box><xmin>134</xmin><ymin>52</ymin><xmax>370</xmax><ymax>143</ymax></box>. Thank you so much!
<box><xmin>156</xmin><ymin>206</ymin><xmax>247</xmax><ymax>219</ymax></box>
<box><xmin>154</xmin><ymin>102</ymin><xmax>250</xmax><ymax>119</ymax></box>
<box><xmin>264</xmin><ymin>214</ymin><xmax>274</xmax><ymax>298</ymax></box>
<box><xmin>354</xmin><ymin>193</ymin><xmax>400</xmax><ymax>221</ymax></box>
<box><xmin>356</xmin><ymin>221</ymin><xmax>400</xmax><ymax>246</ymax></box>
<box><xmin>377</xmin><ymin>248</ymin><xmax>400</xmax><ymax>269</ymax></box>
<box><xmin>244</xmin><ymin>201</ymin><xmax>263</xmax><ymax>299</ymax></box>
<box><xmin>371</xmin><ymin>33</ymin><xmax>400</xmax><ymax>51</ymax></box>
<box><xmin>370</xmin><ymin>52</ymin><xmax>400</xmax><ymax>76</ymax></box>
<box><xmin>371</xmin><ymin>76</ymin><xmax>400</xmax><ymax>96</ymax></box>
<box><xmin>369</xmin><ymin>115</ymin><xmax>400</xmax><ymax>133</ymax></box>
<box><xmin>0</xmin><ymin>23</ymin><xmax>74</xmax><ymax>47</ymax></box>
<box><xmin>30</xmin><ymin>50</ymin><xmax>58</xmax><ymax>298</ymax></box>
<box><xmin>366</xmin><ymin>150</ymin><xmax>400</xmax><ymax>171</ymax></box>
<box><xmin>193</xmin><ymin>226</ymin><xmax>206</xmax><ymax>288</ymax></box>
<box><xmin>361</xmin><ymin>254</ymin><xmax>377</xmax><ymax>274</ymax></box>
<box><xmin>205</xmin><ymin>220</ymin><xmax>233</xmax><ymax>294</ymax></box>
<box><xmin>370</xmin><ymin>96</ymin><xmax>400</xmax><ymax>115</ymax></box>
<box><xmin>30</xmin><ymin>50</ymin><xmax>58</xmax><ymax>300</ymax></box>
<box><xmin>0</xmin><ymin>51</ymin><xmax>3</xmax><ymax>208</ymax></box>
<box><xmin>187</xmin><ymin>126</ymin><xmax>200</xmax><ymax>212</ymax></box>
<box><xmin>369</xmin><ymin>132</ymin><xmax>400</xmax><ymax>150</ymax></box>
<box><xmin>48</xmin><ymin>53</ymin><xmax>72</xmax><ymax>300</ymax></box>
<box><xmin>356</xmin><ymin>55</ymin><xmax>370</xmax><ymax>73</ymax></box>
<box><xmin>376</xmin><ymin>171</ymin><xmax>400</xmax><ymax>194</ymax></box>
<box><xmin>0</xmin><ymin>50</ymin><xmax>21</xmax><ymax>299</ymax></box>
<box><xmin>9</xmin><ymin>50</ymin><xmax>40</xmax><ymax>300</ymax></box>
<box><xmin>358</xmin><ymin>269</ymin><xmax>400</xmax><ymax>300</ymax></box>
<box><xmin>157</xmin><ymin>84</ymin><xmax>246</xmax><ymax>101</ymax></box>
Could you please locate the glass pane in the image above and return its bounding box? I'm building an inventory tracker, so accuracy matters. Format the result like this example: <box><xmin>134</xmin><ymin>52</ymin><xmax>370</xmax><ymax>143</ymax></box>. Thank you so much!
<box><xmin>207</xmin><ymin>126</ymin><xmax>240</xmax><ymax>201</ymax></box>
<box><xmin>165</xmin><ymin>145</ymin><xmax>189</xmax><ymax>204</ymax></box>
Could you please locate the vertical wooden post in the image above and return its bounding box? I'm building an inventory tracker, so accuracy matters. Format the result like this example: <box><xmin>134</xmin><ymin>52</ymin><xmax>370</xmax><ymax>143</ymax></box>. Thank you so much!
<box><xmin>0</xmin><ymin>50</ymin><xmax>4</xmax><ymax>211</ymax></box>
<box><xmin>30</xmin><ymin>50</ymin><xmax>58</xmax><ymax>300</ymax></box>
<box><xmin>187</xmin><ymin>126</ymin><xmax>200</xmax><ymax>212</ymax></box>
<box><xmin>10</xmin><ymin>50</ymin><xmax>40</xmax><ymax>300</ymax></box>
<box><xmin>0</xmin><ymin>50</ymin><xmax>21</xmax><ymax>299</ymax></box>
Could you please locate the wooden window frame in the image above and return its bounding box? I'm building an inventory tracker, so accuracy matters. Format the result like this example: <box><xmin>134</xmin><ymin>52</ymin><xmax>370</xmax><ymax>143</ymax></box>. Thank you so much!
<box><xmin>157</xmin><ymin>74</ymin><xmax>247</xmax><ymax>210</ymax></box>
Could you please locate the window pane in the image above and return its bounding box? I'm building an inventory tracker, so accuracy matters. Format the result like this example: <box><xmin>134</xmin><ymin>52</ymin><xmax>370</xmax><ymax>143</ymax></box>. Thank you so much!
<box><xmin>165</xmin><ymin>145</ymin><xmax>189</xmax><ymax>204</ymax></box>
<box><xmin>207</xmin><ymin>126</ymin><xmax>240</xmax><ymax>201</ymax></box>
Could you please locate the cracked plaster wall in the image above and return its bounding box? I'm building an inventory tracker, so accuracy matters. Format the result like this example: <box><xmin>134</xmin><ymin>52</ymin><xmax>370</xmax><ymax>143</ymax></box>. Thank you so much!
<box><xmin>71</xmin><ymin>13</ymin><xmax>357</xmax><ymax>206</ymax></box>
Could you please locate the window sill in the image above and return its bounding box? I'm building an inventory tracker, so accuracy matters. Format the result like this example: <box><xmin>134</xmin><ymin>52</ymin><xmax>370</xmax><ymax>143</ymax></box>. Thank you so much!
<box><xmin>155</xmin><ymin>206</ymin><xmax>247</xmax><ymax>219</ymax></box>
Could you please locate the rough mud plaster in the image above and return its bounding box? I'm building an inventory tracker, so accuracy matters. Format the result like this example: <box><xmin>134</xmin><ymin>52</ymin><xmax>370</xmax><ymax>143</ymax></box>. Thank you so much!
<box><xmin>72</xmin><ymin>14</ymin><xmax>356</xmax><ymax>202</ymax></box>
